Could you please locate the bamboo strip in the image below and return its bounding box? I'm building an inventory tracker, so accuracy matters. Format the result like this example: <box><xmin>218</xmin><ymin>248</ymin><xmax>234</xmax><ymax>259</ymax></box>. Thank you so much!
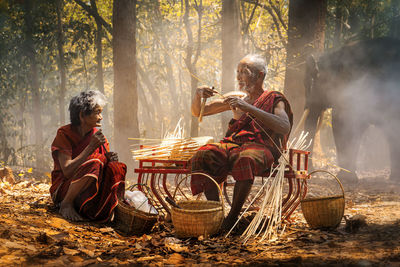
<box><xmin>233</xmin><ymin>132</ymin><xmax>310</xmax><ymax>244</ymax></box>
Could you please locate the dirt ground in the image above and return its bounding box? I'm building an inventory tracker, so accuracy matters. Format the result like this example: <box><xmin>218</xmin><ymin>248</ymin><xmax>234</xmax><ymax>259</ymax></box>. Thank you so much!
<box><xmin>0</xmin><ymin>175</ymin><xmax>399</xmax><ymax>266</ymax></box>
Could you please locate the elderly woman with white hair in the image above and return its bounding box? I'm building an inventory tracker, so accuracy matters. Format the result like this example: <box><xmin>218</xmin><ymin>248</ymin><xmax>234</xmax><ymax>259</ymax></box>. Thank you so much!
<box><xmin>50</xmin><ymin>90</ymin><xmax>126</xmax><ymax>222</ymax></box>
<box><xmin>190</xmin><ymin>54</ymin><xmax>293</xmax><ymax>231</ymax></box>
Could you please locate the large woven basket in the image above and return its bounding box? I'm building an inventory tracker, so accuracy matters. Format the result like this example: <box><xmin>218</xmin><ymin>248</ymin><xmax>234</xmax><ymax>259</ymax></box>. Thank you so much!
<box><xmin>114</xmin><ymin>185</ymin><xmax>158</xmax><ymax>235</ymax></box>
<box><xmin>171</xmin><ymin>173</ymin><xmax>224</xmax><ymax>238</ymax></box>
<box><xmin>301</xmin><ymin>170</ymin><xmax>345</xmax><ymax>229</ymax></box>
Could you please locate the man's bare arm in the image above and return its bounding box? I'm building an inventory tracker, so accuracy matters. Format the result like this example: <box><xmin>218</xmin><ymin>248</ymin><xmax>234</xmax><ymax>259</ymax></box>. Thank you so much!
<box><xmin>225</xmin><ymin>97</ymin><xmax>290</xmax><ymax>135</ymax></box>
<box><xmin>191</xmin><ymin>87</ymin><xmax>230</xmax><ymax>117</ymax></box>
<box><xmin>248</xmin><ymin>101</ymin><xmax>290</xmax><ymax>135</ymax></box>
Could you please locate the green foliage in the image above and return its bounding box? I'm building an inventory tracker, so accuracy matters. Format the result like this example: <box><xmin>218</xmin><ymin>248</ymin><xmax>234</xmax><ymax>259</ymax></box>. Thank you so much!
<box><xmin>135</xmin><ymin>0</ymin><xmax>288</xmax><ymax>139</ymax></box>
<box><xmin>326</xmin><ymin>0</ymin><xmax>399</xmax><ymax>49</ymax></box>
<box><xmin>0</xmin><ymin>0</ymin><xmax>289</xmax><ymax>170</ymax></box>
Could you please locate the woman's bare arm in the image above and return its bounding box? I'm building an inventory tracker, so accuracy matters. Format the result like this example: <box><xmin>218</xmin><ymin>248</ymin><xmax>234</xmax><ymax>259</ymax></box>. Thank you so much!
<box><xmin>58</xmin><ymin>131</ymin><xmax>106</xmax><ymax>179</ymax></box>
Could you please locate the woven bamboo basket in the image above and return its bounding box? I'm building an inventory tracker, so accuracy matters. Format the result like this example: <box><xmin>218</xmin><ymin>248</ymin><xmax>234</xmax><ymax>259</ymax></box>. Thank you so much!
<box><xmin>171</xmin><ymin>173</ymin><xmax>225</xmax><ymax>238</ymax></box>
<box><xmin>114</xmin><ymin>185</ymin><xmax>158</xmax><ymax>235</ymax></box>
<box><xmin>301</xmin><ymin>170</ymin><xmax>345</xmax><ymax>229</ymax></box>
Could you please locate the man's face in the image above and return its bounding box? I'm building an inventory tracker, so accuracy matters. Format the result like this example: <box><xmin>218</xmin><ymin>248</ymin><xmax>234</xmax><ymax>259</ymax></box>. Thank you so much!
<box><xmin>236</xmin><ymin>63</ymin><xmax>256</xmax><ymax>94</ymax></box>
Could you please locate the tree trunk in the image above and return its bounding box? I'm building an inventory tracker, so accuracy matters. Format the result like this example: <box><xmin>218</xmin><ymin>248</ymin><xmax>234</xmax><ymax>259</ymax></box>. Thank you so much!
<box><xmin>91</xmin><ymin>0</ymin><xmax>110</xmax><ymax>135</ymax></box>
<box><xmin>390</xmin><ymin>0</ymin><xmax>400</xmax><ymax>38</ymax></box>
<box><xmin>56</xmin><ymin>0</ymin><xmax>66</xmax><ymax>125</ymax></box>
<box><xmin>137</xmin><ymin>81</ymin><xmax>154</xmax><ymax>135</ymax></box>
<box><xmin>113</xmin><ymin>0</ymin><xmax>138</xmax><ymax>169</ymax></box>
<box><xmin>23</xmin><ymin>0</ymin><xmax>44</xmax><ymax>169</ymax></box>
<box><xmin>137</xmin><ymin>64</ymin><xmax>163</xmax><ymax>113</ymax></box>
<box><xmin>184</xmin><ymin>0</ymin><xmax>203</xmax><ymax>138</ymax></box>
<box><xmin>189</xmin><ymin>66</ymin><xmax>199</xmax><ymax>137</ymax></box>
<box><xmin>154</xmin><ymin>0</ymin><xmax>179</xmax><ymax>114</ymax></box>
<box><xmin>333</xmin><ymin>0</ymin><xmax>343</xmax><ymax>48</ymax></box>
<box><xmin>221</xmin><ymin>0</ymin><xmax>241</xmax><ymax>133</ymax></box>
<box><xmin>283</xmin><ymin>0</ymin><xmax>326</xmax><ymax>130</ymax></box>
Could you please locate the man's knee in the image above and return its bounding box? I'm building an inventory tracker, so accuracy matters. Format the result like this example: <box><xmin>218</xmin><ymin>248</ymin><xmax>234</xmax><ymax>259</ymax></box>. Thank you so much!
<box><xmin>191</xmin><ymin>149</ymin><xmax>219</xmax><ymax>169</ymax></box>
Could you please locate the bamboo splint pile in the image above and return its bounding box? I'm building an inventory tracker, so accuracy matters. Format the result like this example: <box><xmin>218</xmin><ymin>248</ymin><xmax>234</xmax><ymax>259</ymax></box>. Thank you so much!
<box><xmin>131</xmin><ymin>119</ymin><xmax>213</xmax><ymax>161</ymax></box>
<box><xmin>132</xmin><ymin>137</ymin><xmax>213</xmax><ymax>161</ymax></box>
<box><xmin>227</xmin><ymin>132</ymin><xmax>311</xmax><ymax>243</ymax></box>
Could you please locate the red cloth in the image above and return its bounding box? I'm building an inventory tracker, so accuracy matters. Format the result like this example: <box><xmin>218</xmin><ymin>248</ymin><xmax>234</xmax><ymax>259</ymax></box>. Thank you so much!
<box><xmin>224</xmin><ymin>90</ymin><xmax>293</xmax><ymax>158</ymax></box>
<box><xmin>190</xmin><ymin>142</ymin><xmax>274</xmax><ymax>195</ymax></box>
<box><xmin>50</xmin><ymin>124</ymin><xmax>126</xmax><ymax>222</ymax></box>
<box><xmin>190</xmin><ymin>90</ymin><xmax>293</xmax><ymax>195</ymax></box>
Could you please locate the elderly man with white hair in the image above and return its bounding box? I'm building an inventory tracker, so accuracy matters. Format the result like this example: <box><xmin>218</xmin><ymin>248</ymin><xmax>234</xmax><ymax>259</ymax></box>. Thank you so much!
<box><xmin>190</xmin><ymin>54</ymin><xmax>293</xmax><ymax>231</ymax></box>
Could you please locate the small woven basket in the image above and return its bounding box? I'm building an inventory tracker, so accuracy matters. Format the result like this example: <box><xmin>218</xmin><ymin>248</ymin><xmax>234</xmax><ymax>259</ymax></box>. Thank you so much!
<box><xmin>171</xmin><ymin>173</ymin><xmax>224</xmax><ymax>238</ymax></box>
<box><xmin>114</xmin><ymin>184</ymin><xmax>158</xmax><ymax>235</ymax></box>
<box><xmin>301</xmin><ymin>170</ymin><xmax>345</xmax><ymax>229</ymax></box>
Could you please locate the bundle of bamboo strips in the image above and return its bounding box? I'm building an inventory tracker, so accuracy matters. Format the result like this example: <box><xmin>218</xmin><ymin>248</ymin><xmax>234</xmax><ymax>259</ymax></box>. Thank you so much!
<box><xmin>226</xmin><ymin>132</ymin><xmax>311</xmax><ymax>244</ymax></box>
<box><xmin>131</xmin><ymin>118</ymin><xmax>213</xmax><ymax>161</ymax></box>
<box><xmin>132</xmin><ymin>137</ymin><xmax>213</xmax><ymax>161</ymax></box>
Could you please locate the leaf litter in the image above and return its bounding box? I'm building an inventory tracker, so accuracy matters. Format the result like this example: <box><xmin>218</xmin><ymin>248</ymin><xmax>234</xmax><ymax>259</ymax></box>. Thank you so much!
<box><xmin>0</xmin><ymin>177</ymin><xmax>399</xmax><ymax>266</ymax></box>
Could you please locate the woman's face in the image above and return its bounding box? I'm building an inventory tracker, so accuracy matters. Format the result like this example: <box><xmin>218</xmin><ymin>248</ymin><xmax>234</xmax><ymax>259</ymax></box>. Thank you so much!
<box><xmin>81</xmin><ymin>105</ymin><xmax>103</xmax><ymax>128</ymax></box>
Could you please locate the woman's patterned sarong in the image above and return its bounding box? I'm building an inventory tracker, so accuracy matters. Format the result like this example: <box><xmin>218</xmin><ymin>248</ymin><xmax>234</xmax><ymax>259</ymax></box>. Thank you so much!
<box><xmin>50</xmin><ymin>125</ymin><xmax>126</xmax><ymax>222</ymax></box>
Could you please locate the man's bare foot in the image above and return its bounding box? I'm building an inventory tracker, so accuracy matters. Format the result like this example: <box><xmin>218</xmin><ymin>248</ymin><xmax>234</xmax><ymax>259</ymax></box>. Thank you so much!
<box><xmin>220</xmin><ymin>215</ymin><xmax>237</xmax><ymax>233</ymax></box>
<box><xmin>59</xmin><ymin>201</ymin><xmax>84</xmax><ymax>222</ymax></box>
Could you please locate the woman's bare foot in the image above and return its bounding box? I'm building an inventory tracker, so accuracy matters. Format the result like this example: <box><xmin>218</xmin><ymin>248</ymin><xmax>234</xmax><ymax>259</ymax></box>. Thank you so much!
<box><xmin>59</xmin><ymin>201</ymin><xmax>84</xmax><ymax>222</ymax></box>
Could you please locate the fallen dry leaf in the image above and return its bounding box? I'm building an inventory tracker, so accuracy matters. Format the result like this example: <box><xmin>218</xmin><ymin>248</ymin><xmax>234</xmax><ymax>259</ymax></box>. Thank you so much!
<box><xmin>4</xmin><ymin>240</ymin><xmax>37</xmax><ymax>252</ymax></box>
<box><xmin>166</xmin><ymin>243</ymin><xmax>189</xmax><ymax>253</ymax></box>
<box><xmin>137</xmin><ymin>255</ymin><xmax>162</xmax><ymax>262</ymax></box>
<box><xmin>47</xmin><ymin>217</ymin><xmax>68</xmax><ymax>229</ymax></box>
<box><xmin>99</xmin><ymin>227</ymin><xmax>114</xmax><ymax>233</ymax></box>
<box><xmin>68</xmin><ymin>255</ymin><xmax>84</xmax><ymax>262</ymax></box>
<box><xmin>165</xmin><ymin>253</ymin><xmax>185</xmax><ymax>265</ymax></box>
<box><xmin>63</xmin><ymin>247</ymin><xmax>80</xmax><ymax>256</ymax></box>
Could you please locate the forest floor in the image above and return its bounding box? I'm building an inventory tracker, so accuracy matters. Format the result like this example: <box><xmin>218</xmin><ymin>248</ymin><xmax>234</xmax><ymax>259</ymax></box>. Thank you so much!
<box><xmin>0</xmin><ymin>172</ymin><xmax>400</xmax><ymax>266</ymax></box>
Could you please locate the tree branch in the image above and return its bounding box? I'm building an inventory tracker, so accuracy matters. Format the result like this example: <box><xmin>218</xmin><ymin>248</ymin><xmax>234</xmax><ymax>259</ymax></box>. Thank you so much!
<box><xmin>193</xmin><ymin>0</ymin><xmax>202</xmax><ymax>66</ymax></box>
<box><xmin>243</xmin><ymin>0</ymin><xmax>258</xmax><ymax>36</ymax></box>
<box><xmin>243</xmin><ymin>0</ymin><xmax>286</xmax><ymax>48</ymax></box>
<box><xmin>242</xmin><ymin>0</ymin><xmax>287</xmax><ymax>30</ymax></box>
<box><xmin>183</xmin><ymin>0</ymin><xmax>193</xmax><ymax>68</ymax></box>
<box><xmin>74</xmin><ymin>0</ymin><xmax>113</xmax><ymax>35</ymax></box>
<box><xmin>268</xmin><ymin>0</ymin><xmax>287</xmax><ymax>29</ymax></box>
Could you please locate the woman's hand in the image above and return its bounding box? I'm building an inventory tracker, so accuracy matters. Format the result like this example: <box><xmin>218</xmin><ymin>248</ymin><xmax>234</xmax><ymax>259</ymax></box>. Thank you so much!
<box><xmin>88</xmin><ymin>130</ymin><xmax>106</xmax><ymax>151</ymax></box>
<box><xmin>106</xmin><ymin>152</ymin><xmax>119</xmax><ymax>162</ymax></box>
<box><xmin>196</xmin><ymin>86</ymin><xmax>215</xmax><ymax>99</ymax></box>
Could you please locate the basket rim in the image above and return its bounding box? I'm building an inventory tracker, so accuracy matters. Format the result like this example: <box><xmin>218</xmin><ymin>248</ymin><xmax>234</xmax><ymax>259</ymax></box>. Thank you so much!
<box><xmin>301</xmin><ymin>195</ymin><xmax>344</xmax><ymax>203</ymax></box>
<box><xmin>171</xmin><ymin>200</ymin><xmax>223</xmax><ymax>214</ymax></box>
<box><xmin>117</xmin><ymin>199</ymin><xmax>159</xmax><ymax>219</ymax></box>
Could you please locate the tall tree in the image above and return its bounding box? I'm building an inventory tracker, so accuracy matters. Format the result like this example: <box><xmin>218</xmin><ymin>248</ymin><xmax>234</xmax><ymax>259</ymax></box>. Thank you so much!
<box><xmin>184</xmin><ymin>0</ymin><xmax>203</xmax><ymax>137</ymax></box>
<box><xmin>390</xmin><ymin>0</ymin><xmax>400</xmax><ymax>38</ymax></box>
<box><xmin>221</xmin><ymin>0</ymin><xmax>241</xmax><ymax>131</ymax></box>
<box><xmin>56</xmin><ymin>0</ymin><xmax>66</xmax><ymax>125</ymax></box>
<box><xmin>283</xmin><ymin>0</ymin><xmax>327</xmax><ymax>128</ymax></box>
<box><xmin>333</xmin><ymin>0</ymin><xmax>343</xmax><ymax>48</ymax></box>
<box><xmin>90</xmin><ymin>0</ymin><xmax>110</xmax><ymax>134</ymax></box>
<box><xmin>153</xmin><ymin>0</ymin><xmax>179</xmax><ymax>114</ymax></box>
<box><xmin>113</xmin><ymin>0</ymin><xmax>138</xmax><ymax>168</ymax></box>
<box><xmin>23</xmin><ymin>0</ymin><xmax>44</xmax><ymax>168</ymax></box>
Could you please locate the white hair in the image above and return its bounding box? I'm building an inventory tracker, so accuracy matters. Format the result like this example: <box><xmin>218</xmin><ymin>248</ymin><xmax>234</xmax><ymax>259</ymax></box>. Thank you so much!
<box><xmin>69</xmin><ymin>90</ymin><xmax>107</xmax><ymax>125</ymax></box>
<box><xmin>91</xmin><ymin>90</ymin><xmax>107</xmax><ymax>108</ymax></box>
<box><xmin>240</xmin><ymin>54</ymin><xmax>267</xmax><ymax>80</ymax></box>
